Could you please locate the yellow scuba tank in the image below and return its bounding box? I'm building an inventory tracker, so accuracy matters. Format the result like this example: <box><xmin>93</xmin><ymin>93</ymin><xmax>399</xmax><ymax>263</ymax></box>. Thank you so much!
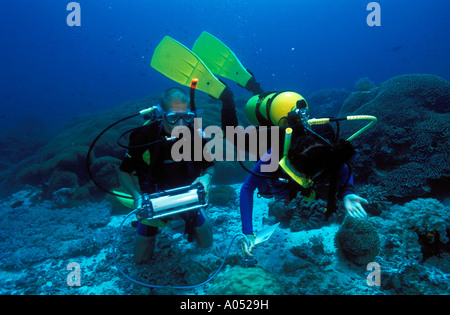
<box><xmin>245</xmin><ymin>91</ymin><xmax>308</xmax><ymax>126</ymax></box>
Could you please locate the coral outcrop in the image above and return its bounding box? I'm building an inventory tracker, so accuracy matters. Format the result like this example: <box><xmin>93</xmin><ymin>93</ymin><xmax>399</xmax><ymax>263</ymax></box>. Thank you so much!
<box><xmin>268</xmin><ymin>195</ymin><xmax>327</xmax><ymax>231</ymax></box>
<box><xmin>338</xmin><ymin>74</ymin><xmax>450</xmax><ymax>201</ymax></box>
<box><xmin>385</xmin><ymin>198</ymin><xmax>450</xmax><ymax>260</ymax></box>
<box><xmin>334</xmin><ymin>216</ymin><xmax>381</xmax><ymax>266</ymax></box>
<box><xmin>354</xmin><ymin>77</ymin><xmax>376</xmax><ymax>92</ymax></box>
<box><xmin>207</xmin><ymin>265</ymin><xmax>284</xmax><ymax>295</ymax></box>
<box><xmin>373</xmin><ymin>198</ymin><xmax>450</xmax><ymax>294</ymax></box>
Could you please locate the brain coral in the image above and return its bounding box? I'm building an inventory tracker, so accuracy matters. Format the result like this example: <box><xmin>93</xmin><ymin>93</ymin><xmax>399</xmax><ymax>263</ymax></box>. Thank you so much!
<box><xmin>334</xmin><ymin>216</ymin><xmax>381</xmax><ymax>266</ymax></box>
<box><xmin>207</xmin><ymin>266</ymin><xmax>284</xmax><ymax>295</ymax></box>
<box><xmin>287</xmin><ymin>196</ymin><xmax>327</xmax><ymax>231</ymax></box>
<box><xmin>268</xmin><ymin>194</ymin><xmax>327</xmax><ymax>231</ymax></box>
<box><xmin>338</xmin><ymin>74</ymin><xmax>450</xmax><ymax>200</ymax></box>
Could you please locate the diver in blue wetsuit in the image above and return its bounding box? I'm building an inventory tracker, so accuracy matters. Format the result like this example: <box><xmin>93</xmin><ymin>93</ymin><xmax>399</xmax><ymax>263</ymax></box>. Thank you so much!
<box><xmin>219</xmin><ymin>81</ymin><xmax>369</xmax><ymax>258</ymax></box>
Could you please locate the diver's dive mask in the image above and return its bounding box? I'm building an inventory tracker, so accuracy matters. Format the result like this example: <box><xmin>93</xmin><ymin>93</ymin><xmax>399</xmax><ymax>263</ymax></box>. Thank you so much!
<box><xmin>163</xmin><ymin>111</ymin><xmax>196</xmax><ymax>124</ymax></box>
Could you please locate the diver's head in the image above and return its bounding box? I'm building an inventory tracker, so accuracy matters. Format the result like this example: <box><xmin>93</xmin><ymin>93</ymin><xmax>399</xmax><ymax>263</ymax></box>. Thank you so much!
<box><xmin>160</xmin><ymin>87</ymin><xmax>195</xmax><ymax>133</ymax></box>
<box><xmin>287</xmin><ymin>125</ymin><xmax>355</xmax><ymax>184</ymax></box>
<box><xmin>287</xmin><ymin>133</ymin><xmax>333</xmax><ymax>184</ymax></box>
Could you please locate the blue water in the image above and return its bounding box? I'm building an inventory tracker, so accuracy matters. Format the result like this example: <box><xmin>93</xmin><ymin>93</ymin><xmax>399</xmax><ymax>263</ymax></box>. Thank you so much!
<box><xmin>2</xmin><ymin>0</ymin><xmax>449</xmax><ymax>130</ymax></box>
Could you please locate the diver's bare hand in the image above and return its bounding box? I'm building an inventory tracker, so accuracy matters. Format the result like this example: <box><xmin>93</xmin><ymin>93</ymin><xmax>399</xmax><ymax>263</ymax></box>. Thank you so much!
<box><xmin>134</xmin><ymin>195</ymin><xmax>143</xmax><ymax>220</ymax></box>
<box><xmin>344</xmin><ymin>194</ymin><xmax>368</xmax><ymax>218</ymax></box>
<box><xmin>241</xmin><ymin>234</ymin><xmax>256</xmax><ymax>258</ymax></box>
<box><xmin>192</xmin><ymin>174</ymin><xmax>212</xmax><ymax>202</ymax></box>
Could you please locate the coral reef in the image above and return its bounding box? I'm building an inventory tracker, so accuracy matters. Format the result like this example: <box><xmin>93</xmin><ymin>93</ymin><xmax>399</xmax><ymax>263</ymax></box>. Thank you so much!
<box><xmin>366</xmin><ymin>198</ymin><xmax>450</xmax><ymax>294</ymax></box>
<box><xmin>0</xmin><ymin>186</ymin><xmax>448</xmax><ymax>295</ymax></box>
<box><xmin>306</xmin><ymin>88</ymin><xmax>350</xmax><ymax>118</ymax></box>
<box><xmin>385</xmin><ymin>198</ymin><xmax>450</xmax><ymax>260</ymax></box>
<box><xmin>338</xmin><ymin>74</ymin><xmax>450</xmax><ymax>201</ymax></box>
<box><xmin>335</xmin><ymin>216</ymin><xmax>381</xmax><ymax>266</ymax></box>
<box><xmin>355</xmin><ymin>77</ymin><xmax>376</xmax><ymax>92</ymax></box>
<box><xmin>356</xmin><ymin>184</ymin><xmax>392</xmax><ymax>216</ymax></box>
<box><xmin>0</xmin><ymin>189</ymin><xmax>112</xmax><ymax>270</ymax></box>
<box><xmin>207</xmin><ymin>265</ymin><xmax>284</xmax><ymax>295</ymax></box>
<box><xmin>1</xmin><ymin>73</ymin><xmax>449</xmax><ymax>295</ymax></box>
<box><xmin>268</xmin><ymin>194</ymin><xmax>327</xmax><ymax>231</ymax></box>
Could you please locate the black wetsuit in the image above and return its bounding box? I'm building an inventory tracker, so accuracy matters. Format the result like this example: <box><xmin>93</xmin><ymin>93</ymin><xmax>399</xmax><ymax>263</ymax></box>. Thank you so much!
<box><xmin>119</xmin><ymin>121</ymin><xmax>213</xmax><ymax>239</ymax></box>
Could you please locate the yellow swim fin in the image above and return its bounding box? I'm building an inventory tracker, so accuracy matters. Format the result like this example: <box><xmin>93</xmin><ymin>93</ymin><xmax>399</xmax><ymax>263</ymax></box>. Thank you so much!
<box><xmin>111</xmin><ymin>190</ymin><xmax>134</xmax><ymax>208</ymax></box>
<box><xmin>150</xmin><ymin>36</ymin><xmax>226</xmax><ymax>99</ymax></box>
<box><xmin>192</xmin><ymin>31</ymin><xmax>252</xmax><ymax>88</ymax></box>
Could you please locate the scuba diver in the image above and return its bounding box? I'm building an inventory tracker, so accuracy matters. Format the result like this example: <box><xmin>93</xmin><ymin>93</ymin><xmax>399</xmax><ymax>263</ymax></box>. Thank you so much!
<box><xmin>137</xmin><ymin>32</ymin><xmax>374</xmax><ymax>262</ymax></box>
<box><xmin>219</xmin><ymin>87</ymin><xmax>369</xmax><ymax>257</ymax></box>
<box><xmin>117</xmin><ymin>87</ymin><xmax>216</xmax><ymax>264</ymax></box>
<box><xmin>236</xmin><ymin>107</ymin><xmax>370</xmax><ymax>258</ymax></box>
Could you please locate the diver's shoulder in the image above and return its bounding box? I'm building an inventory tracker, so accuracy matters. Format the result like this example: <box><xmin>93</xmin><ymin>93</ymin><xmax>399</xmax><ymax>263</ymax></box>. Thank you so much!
<box><xmin>129</xmin><ymin>121</ymin><xmax>162</xmax><ymax>142</ymax></box>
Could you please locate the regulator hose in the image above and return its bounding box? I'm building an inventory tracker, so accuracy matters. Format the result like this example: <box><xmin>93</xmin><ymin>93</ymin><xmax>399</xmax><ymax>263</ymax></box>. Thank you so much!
<box><xmin>86</xmin><ymin>113</ymin><xmax>139</xmax><ymax>198</ymax></box>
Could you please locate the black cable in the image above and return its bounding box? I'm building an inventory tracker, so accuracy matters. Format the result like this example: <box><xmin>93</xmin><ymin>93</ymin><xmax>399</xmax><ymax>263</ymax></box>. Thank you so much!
<box><xmin>116</xmin><ymin>121</ymin><xmax>166</xmax><ymax>149</ymax></box>
<box><xmin>86</xmin><ymin>113</ymin><xmax>140</xmax><ymax>198</ymax></box>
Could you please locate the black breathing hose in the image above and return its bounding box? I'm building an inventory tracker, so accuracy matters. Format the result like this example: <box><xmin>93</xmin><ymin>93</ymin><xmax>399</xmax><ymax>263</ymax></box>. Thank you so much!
<box><xmin>85</xmin><ymin>113</ymin><xmax>139</xmax><ymax>198</ymax></box>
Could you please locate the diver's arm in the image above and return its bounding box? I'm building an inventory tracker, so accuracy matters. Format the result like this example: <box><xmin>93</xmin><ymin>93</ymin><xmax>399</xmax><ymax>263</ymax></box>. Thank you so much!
<box><xmin>219</xmin><ymin>87</ymin><xmax>238</xmax><ymax>133</ymax></box>
<box><xmin>337</xmin><ymin>164</ymin><xmax>355</xmax><ymax>198</ymax></box>
<box><xmin>243</xmin><ymin>73</ymin><xmax>264</xmax><ymax>95</ymax></box>
<box><xmin>219</xmin><ymin>71</ymin><xmax>264</xmax><ymax>135</ymax></box>
<box><xmin>118</xmin><ymin>170</ymin><xmax>142</xmax><ymax>207</ymax></box>
<box><xmin>192</xmin><ymin>166</ymin><xmax>215</xmax><ymax>201</ymax></box>
<box><xmin>219</xmin><ymin>86</ymin><xmax>272</xmax><ymax>155</ymax></box>
<box><xmin>240</xmin><ymin>157</ymin><xmax>273</xmax><ymax>258</ymax></box>
<box><xmin>240</xmin><ymin>177</ymin><xmax>257</xmax><ymax>235</ymax></box>
<box><xmin>239</xmin><ymin>158</ymin><xmax>272</xmax><ymax>235</ymax></box>
<box><xmin>337</xmin><ymin>164</ymin><xmax>368</xmax><ymax>218</ymax></box>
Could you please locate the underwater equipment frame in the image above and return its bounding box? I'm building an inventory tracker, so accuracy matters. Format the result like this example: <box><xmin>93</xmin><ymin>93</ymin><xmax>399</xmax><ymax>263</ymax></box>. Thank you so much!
<box><xmin>137</xmin><ymin>183</ymin><xmax>206</xmax><ymax>221</ymax></box>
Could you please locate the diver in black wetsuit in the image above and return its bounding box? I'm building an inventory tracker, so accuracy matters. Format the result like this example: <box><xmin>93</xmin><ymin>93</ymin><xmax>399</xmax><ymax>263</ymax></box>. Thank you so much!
<box><xmin>118</xmin><ymin>88</ymin><xmax>215</xmax><ymax>264</ymax></box>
